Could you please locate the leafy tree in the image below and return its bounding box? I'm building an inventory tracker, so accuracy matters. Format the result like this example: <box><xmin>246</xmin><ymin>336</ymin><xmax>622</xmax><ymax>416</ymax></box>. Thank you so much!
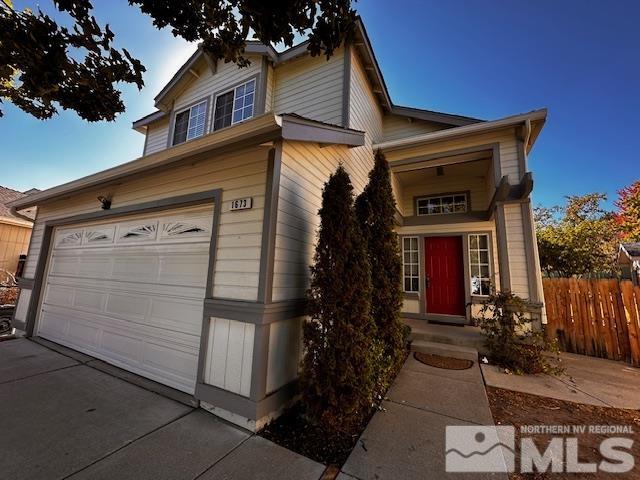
<box><xmin>300</xmin><ymin>165</ymin><xmax>376</xmax><ymax>435</ymax></box>
<box><xmin>355</xmin><ymin>152</ymin><xmax>406</xmax><ymax>379</ymax></box>
<box><xmin>534</xmin><ymin>193</ymin><xmax>618</xmax><ymax>277</ymax></box>
<box><xmin>0</xmin><ymin>0</ymin><xmax>145</xmax><ymax>121</ymax></box>
<box><xmin>0</xmin><ymin>0</ymin><xmax>356</xmax><ymax>121</ymax></box>
<box><xmin>615</xmin><ymin>180</ymin><xmax>640</xmax><ymax>242</ymax></box>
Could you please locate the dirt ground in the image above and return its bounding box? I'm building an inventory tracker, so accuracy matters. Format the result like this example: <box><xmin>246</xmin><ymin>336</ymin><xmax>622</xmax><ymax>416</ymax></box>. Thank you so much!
<box><xmin>487</xmin><ymin>387</ymin><xmax>640</xmax><ymax>479</ymax></box>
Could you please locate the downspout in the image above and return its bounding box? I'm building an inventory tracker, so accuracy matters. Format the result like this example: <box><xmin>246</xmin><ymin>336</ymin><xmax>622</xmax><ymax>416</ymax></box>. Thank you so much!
<box><xmin>9</xmin><ymin>206</ymin><xmax>35</xmax><ymax>224</ymax></box>
<box><xmin>522</xmin><ymin>119</ymin><xmax>532</xmax><ymax>154</ymax></box>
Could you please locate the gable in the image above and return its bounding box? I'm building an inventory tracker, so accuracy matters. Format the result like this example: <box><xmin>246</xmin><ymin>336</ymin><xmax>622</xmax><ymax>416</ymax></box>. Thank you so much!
<box><xmin>171</xmin><ymin>54</ymin><xmax>264</xmax><ymax>114</ymax></box>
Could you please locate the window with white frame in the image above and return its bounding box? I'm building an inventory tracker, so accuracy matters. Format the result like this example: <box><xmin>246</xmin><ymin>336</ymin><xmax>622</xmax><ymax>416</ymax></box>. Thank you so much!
<box><xmin>172</xmin><ymin>100</ymin><xmax>207</xmax><ymax>145</ymax></box>
<box><xmin>402</xmin><ymin>237</ymin><xmax>419</xmax><ymax>293</ymax></box>
<box><xmin>469</xmin><ymin>234</ymin><xmax>491</xmax><ymax>296</ymax></box>
<box><xmin>213</xmin><ymin>79</ymin><xmax>255</xmax><ymax>130</ymax></box>
<box><xmin>416</xmin><ymin>193</ymin><xmax>467</xmax><ymax>216</ymax></box>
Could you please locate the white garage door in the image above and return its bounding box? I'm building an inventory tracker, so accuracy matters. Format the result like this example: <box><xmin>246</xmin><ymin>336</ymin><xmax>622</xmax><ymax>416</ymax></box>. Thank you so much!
<box><xmin>37</xmin><ymin>205</ymin><xmax>214</xmax><ymax>394</ymax></box>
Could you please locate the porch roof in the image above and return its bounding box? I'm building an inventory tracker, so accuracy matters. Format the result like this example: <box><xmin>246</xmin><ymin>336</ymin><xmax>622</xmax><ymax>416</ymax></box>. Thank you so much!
<box><xmin>8</xmin><ymin>113</ymin><xmax>365</xmax><ymax>210</ymax></box>
<box><xmin>373</xmin><ymin>109</ymin><xmax>547</xmax><ymax>154</ymax></box>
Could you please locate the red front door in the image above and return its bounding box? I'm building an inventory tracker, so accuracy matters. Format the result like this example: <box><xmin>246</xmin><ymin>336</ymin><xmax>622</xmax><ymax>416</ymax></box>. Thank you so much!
<box><xmin>424</xmin><ymin>236</ymin><xmax>466</xmax><ymax>316</ymax></box>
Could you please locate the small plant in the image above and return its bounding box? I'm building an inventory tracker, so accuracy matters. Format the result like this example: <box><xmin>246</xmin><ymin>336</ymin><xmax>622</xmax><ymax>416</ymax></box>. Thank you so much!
<box><xmin>477</xmin><ymin>290</ymin><xmax>562</xmax><ymax>375</ymax></box>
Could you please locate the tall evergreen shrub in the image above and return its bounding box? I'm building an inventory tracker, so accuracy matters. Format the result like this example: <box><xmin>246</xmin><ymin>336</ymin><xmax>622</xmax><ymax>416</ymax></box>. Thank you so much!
<box><xmin>300</xmin><ymin>165</ymin><xmax>376</xmax><ymax>434</ymax></box>
<box><xmin>356</xmin><ymin>152</ymin><xmax>406</xmax><ymax>376</ymax></box>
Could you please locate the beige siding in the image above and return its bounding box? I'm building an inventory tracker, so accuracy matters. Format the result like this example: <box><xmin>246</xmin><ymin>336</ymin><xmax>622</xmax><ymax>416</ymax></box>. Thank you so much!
<box><xmin>272</xmin><ymin>141</ymin><xmax>348</xmax><ymax>301</ymax></box>
<box><xmin>144</xmin><ymin>119</ymin><xmax>170</xmax><ymax>156</ymax></box>
<box><xmin>346</xmin><ymin>48</ymin><xmax>383</xmax><ymax>192</ymax></box>
<box><xmin>271</xmin><ymin>49</ymin><xmax>394</xmax><ymax>301</ymax></box>
<box><xmin>173</xmin><ymin>55</ymin><xmax>263</xmax><ymax>113</ymax></box>
<box><xmin>21</xmin><ymin>147</ymin><xmax>270</xmax><ymax>303</ymax></box>
<box><xmin>141</xmin><ymin>55</ymin><xmax>264</xmax><ymax>156</ymax></box>
<box><xmin>382</xmin><ymin>115</ymin><xmax>445</xmax><ymax>142</ymax></box>
<box><xmin>265</xmin><ymin>63</ymin><xmax>275</xmax><ymax>112</ymax></box>
<box><xmin>266</xmin><ymin>317</ymin><xmax>302</xmax><ymax>394</ymax></box>
<box><xmin>273</xmin><ymin>48</ymin><xmax>344</xmax><ymax>126</ymax></box>
<box><xmin>0</xmin><ymin>222</ymin><xmax>31</xmax><ymax>280</ymax></box>
<box><xmin>402</xmin><ymin>297</ymin><xmax>420</xmax><ymax>314</ymax></box>
<box><xmin>503</xmin><ymin>203</ymin><xmax>530</xmax><ymax>298</ymax></box>
<box><xmin>385</xmin><ymin>129</ymin><xmax>522</xmax><ymax>184</ymax></box>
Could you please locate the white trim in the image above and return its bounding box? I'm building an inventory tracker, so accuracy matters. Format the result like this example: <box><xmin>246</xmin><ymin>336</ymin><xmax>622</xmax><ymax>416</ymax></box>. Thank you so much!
<box><xmin>212</xmin><ymin>79</ymin><xmax>256</xmax><ymax>131</ymax></box>
<box><xmin>172</xmin><ymin>100</ymin><xmax>208</xmax><ymax>146</ymax></box>
<box><xmin>416</xmin><ymin>193</ymin><xmax>467</xmax><ymax>216</ymax></box>
<box><xmin>402</xmin><ymin>236</ymin><xmax>420</xmax><ymax>293</ymax></box>
<box><xmin>0</xmin><ymin>216</ymin><xmax>33</xmax><ymax>228</ymax></box>
<box><xmin>468</xmin><ymin>233</ymin><xmax>491</xmax><ymax>297</ymax></box>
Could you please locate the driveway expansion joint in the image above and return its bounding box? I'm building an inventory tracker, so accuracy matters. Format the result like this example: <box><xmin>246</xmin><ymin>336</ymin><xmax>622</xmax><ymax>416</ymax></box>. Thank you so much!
<box><xmin>61</xmin><ymin>408</ymin><xmax>195</xmax><ymax>480</ymax></box>
<box><xmin>383</xmin><ymin>398</ymin><xmax>487</xmax><ymax>426</ymax></box>
<box><xmin>0</xmin><ymin>362</ymin><xmax>80</xmax><ymax>385</ymax></box>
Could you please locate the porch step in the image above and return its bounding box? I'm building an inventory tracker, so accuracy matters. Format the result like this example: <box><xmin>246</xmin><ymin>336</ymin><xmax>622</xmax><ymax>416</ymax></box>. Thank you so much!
<box><xmin>411</xmin><ymin>340</ymin><xmax>478</xmax><ymax>362</ymax></box>
<box><xmin>403</xmin><ymin>318</ymin><xmax>487</xmax><ymax>353</ymax></box>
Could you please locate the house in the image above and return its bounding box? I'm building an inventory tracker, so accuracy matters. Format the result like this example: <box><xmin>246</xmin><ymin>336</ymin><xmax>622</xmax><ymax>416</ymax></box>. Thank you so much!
<box><xmin>618</xmin><ymin>243</ymin><xmax>640</xmax><ymax>285</ymax></box>
<box><xmin>0</xmin><ymin>186</ymin><xmax>36</xmax><ymax>283</ymax></box>
<box><xmin>8</xmin><ymin>18</ymin><xmax>546</xmax><ymax>431</ymax></box>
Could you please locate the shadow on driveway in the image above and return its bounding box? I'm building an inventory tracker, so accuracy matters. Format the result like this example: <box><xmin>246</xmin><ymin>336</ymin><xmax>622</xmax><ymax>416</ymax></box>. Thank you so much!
<box><xmin>0</xmin><ymin>338</ymin><xmax>324</xmax><ymax>480</ymax></box>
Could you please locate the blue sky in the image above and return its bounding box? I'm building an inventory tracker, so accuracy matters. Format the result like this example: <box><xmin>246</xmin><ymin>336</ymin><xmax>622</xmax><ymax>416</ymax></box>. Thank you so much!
<box><xmin>2</xmin><ymin>0</ymin><xmax>638</xmax><ymax>209</ymax></box>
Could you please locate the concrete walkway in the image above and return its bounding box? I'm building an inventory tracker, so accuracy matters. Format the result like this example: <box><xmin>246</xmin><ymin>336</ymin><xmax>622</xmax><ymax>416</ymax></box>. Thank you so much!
<box><xmin>482</xmin><ymin>351</ymin><xmax>640</xmax><ymax>409</ymax></box>
<box><xmin>0</xmin><ymin>338</ymin><xmax>325</xmax><ymax>480</ymax></box>
<box><xmin>340</xmin><ymin>342</ymin><xmax>506</xmax><ymax>480</ymax></box>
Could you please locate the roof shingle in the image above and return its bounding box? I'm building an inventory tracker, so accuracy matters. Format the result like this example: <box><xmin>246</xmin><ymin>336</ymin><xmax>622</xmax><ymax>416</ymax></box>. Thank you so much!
<box><xmin>0</xmin><ymin>186</ymin><xmax>36</xmax><ymax>221</ymax></box>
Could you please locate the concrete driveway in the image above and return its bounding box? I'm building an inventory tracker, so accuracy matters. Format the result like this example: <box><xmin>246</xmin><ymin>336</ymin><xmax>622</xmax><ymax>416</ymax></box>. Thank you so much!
<box><xmin>0</xmin><ymin>338</ymin><xmax>325</xmax><ymax>480</ymax></box>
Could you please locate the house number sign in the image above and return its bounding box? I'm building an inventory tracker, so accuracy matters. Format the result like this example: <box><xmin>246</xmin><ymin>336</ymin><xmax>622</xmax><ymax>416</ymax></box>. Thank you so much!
<box><xmin>230</xmin><ymin>197</ymin><xmax>253</xmax><ymax>211</ymax></box>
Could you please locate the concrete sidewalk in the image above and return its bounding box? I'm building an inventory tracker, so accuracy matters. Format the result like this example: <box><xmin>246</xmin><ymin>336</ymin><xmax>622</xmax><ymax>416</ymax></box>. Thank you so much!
<box><xmin>340</xmin><ymin>342</ymin><xmax>507</xmax><ymax>480</ymax></box>
<box><xmin>0</xmin><ymin>338</ymin><xmax>325</xmax><ymax>480</ymax></box>
<box><xmin>482</xmin><ymin>351</ymin><xmax>640</xmax><ymax>409</ymax></box>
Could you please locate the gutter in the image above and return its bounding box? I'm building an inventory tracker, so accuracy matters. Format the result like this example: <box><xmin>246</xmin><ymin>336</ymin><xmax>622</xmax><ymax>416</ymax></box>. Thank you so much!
<box><xmin>373</xmin><ymin>109</ymin><xmax>547</xmax><ymax>152</ymax></box>
<box><xmin>8</xmin><ymin>113</ymin><xmax>365</xmax><ymax>210</ymax></box>
<box><xmin>3</xmin><ymin>212</ymin><xmax>34</xmax><ymax>226</ymax></box>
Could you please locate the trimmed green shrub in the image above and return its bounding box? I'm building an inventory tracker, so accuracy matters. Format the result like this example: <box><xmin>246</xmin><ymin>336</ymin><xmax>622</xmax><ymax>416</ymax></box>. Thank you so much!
<box><xmin>356</xmin><ymin>152</ymin><xmax>407</xmax><ymax>384</ymax></box>
<box><xmin>300</xmin><ymin>165</ymin><xmax>377</xmax><ymax>434</ymax></box>
<box><xmin>477</xmin><ymin>290</ymin><xmax>562</xmax><ymax>375</ymax></box>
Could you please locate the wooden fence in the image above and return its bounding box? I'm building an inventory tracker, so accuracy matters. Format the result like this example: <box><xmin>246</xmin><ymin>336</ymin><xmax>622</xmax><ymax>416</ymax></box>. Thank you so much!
<box><xmin>543</xmin><ymin>278</ymin><xmax>640</xmax><ymax>366</ymax></box>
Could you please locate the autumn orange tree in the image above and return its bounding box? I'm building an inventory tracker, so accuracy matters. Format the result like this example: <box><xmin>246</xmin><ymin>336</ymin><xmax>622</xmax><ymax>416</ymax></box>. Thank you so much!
<box><xmin>615</xmin><ymin>180</ymin><xmax>640</xmax><ymax>242</ymax></box>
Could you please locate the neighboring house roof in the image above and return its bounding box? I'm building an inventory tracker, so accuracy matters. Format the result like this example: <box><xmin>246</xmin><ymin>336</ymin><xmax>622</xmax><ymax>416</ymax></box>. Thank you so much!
<box><xmin>0</xmin><ymin>186</ymin><xmax>36</xmax><ymax>226</ymax></box>
<box><xmin>133</xmin><ymin>17</ymin><xmax>484</xmax><ymax>131</ymax></box>
<box><xmin>9</xmin><ymin>113</ymin><xmax>365</xmax><ymax>210</ymax></box>
<box><xmin>618</xmin><ymin>243</ymin><xmax>640</xmax><ymax>265</ymax></box>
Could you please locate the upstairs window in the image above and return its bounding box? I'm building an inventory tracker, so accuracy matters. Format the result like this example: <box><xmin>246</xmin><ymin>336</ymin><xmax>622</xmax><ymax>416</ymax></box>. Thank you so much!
<box><xmin>417</xmin><ymin>193</ymin><xmax>467</xmax><ymax>216</ymax></box>
<box><xmin>172</xmin><ymin>100</ymin><xmax>207</xmax><ymax>145</ymax></box>
<box><xmin>213</xmin><ymin>79</ymin><xmax>255</xmax><ymax>130</ymax></box>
